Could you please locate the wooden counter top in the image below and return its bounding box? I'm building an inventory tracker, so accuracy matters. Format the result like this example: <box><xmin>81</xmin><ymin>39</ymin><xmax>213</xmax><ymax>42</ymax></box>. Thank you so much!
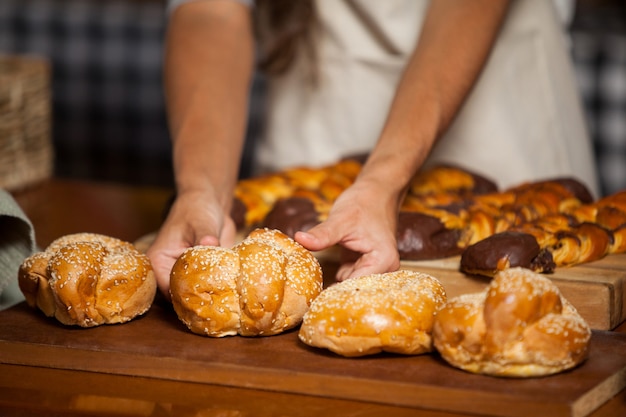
<box><xmin>11</xmin><ymin>178</ymin><xmax>173</xmax><ymax>249</ymax></box>
<box><xmin>3</xmin><ymin>179</ymin><xmax>626</xmax><ymax>417</ymax></box>
<box><xmin>1</xmin><ymin>296</ymin><xmax>626</xmax><ymax>417</ymax></box>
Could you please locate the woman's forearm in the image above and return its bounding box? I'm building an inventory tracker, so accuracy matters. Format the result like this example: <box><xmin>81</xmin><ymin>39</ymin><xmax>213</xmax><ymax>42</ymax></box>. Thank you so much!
<box><xmin>164</xmin><ymin>0</ymin><xmax>255</xmax><ymax>208</ymax></box>
<box><xmin>359</xmin><ymin>0</ymin><xmax>510</xmax><ymax>202</ymax></box>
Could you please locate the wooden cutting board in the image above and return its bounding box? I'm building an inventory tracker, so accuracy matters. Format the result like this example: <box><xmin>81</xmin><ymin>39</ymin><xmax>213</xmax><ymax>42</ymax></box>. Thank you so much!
<box><xmin>398</xmin><ymin>253</ymin><xmax>626</xmax><ymax>331</ymax></box>
<box><xmin>1</xmin><ymin>300</ymin><xmax>625</xmax><ymax>417</ymax></box>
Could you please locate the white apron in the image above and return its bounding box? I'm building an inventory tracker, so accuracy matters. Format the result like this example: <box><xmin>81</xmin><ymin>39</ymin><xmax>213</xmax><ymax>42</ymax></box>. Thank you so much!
<box><xmin>255</xmin><ymin>0</ymin><xmax>600</xmax><ymax>197</ymax></box>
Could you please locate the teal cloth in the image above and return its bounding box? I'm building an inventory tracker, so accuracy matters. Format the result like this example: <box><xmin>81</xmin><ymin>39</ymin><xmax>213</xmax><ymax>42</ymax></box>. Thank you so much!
<box><xmin>0</xmin><ymin>189</ymin><xmax>36</xmax><ymax>310</ymax></box>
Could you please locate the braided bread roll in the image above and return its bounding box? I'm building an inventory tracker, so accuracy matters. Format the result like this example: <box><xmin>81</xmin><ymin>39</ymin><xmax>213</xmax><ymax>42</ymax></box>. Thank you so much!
<box><xmin>397</xmin><ymin>165</ymin><xmax>500</xmax><ymax>260</ymax></box>
<box><xmin>170</xmin><ymin>228</ymin><xmax>323</xmax><ymax>337</ymax></box>
<box><xmin>433</xmin><ymin>268</ymin><xmax>591</xmax><ymax>377</ymax></box>
<box><xmin>460</xmin><ymin>189</ymin><xmax>624</xmax><ymax>277</ymax></box>
<box><xmin>18</xmin><ymin>233</ymin><xmax>156</xmax><ymax>327</ymax></box>
<box><xmin>232</xmin><ymin>159</ymin><xmax>362</xmax><ymax>233</ymax></box>
<box><xmin>408</xmin><ymin>164</ymin><xmax>498</xmax><ymax>197</ymax></box>
<box><xmin>568</xmin><ymin>190</ymin><xmax>626</xmax><ymax>254</ymax></box>
<box><xmin>233</xmin><ymin>174</ymin><xmax>294</xmax><ymax>227</ymax></box>
<box><xmin>299</xmin><ymin>270</ymin><xmax>447</xmax><ymax>357</ymax></box>
<box><xmin>261</xmin><ymin>196</ymin><xmax>323</xmax><ymax>238</ymax></box>
<box><xmin>400</xmin><ymin>177</ymin><xmax>598</xmax><ymax>264</ymax></box>
<box><xmin>258</xmin><ymin>159</ymin><xmax>361</xmax><ymax>237</ymax></box>
<box><xmin>466</xmin><ymin>178</ymin><xmax>593</xmax><ymax>239</ymax></box>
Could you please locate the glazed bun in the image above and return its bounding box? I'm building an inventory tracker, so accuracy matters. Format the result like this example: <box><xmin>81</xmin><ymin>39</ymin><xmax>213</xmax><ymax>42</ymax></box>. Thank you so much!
<box><xmin>299</xmin><ymin>270</ymin><xmax>447</xmax><ymax>357</ymax></box>
<box><xmin>432</xmin><ymin>267</ymin><xmax>591</xmax><ymax>377</ymax></box>
<box><xmin>18</xmin><ymin>233</ymin><xmax>156</xmax><ymax>327</ymax></box>
<box><xmin>170</xmin><ymin>228</ymin><xmax>323</xmax><ymax>337</ymax></box>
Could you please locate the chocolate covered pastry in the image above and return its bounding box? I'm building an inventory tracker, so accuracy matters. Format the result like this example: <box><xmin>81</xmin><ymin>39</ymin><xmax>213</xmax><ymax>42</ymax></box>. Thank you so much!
<box><xmin>396</xmin><ymin>212</ymin><xmax>465</xmax><ymax>260</ymax></box>
<box><xmin>461</xmin><ymin>231</ymin><xmax>556</xmax><ymax>276</ymax></box>
<box><xmin>233</xmin><ymin>158</ymin><xmax>362</xmax><ymax>233</ymax></box>
<box><xmin>262</xmin><ymin>197</ymin><xmax>321</xmax><ymax>238</ymax></box>
<box><xmin>401</xmin><ymin>177</ymin><xmax>597</xmax><ymax>262</ymax></box>
<box><xmin>461</xmin><ymin>192</ymin><xmax>625</xmax><ymax>277</ymax></box>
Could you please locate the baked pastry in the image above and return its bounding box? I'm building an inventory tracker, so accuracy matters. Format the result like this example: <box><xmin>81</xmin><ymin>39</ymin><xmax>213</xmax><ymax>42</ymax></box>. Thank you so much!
<box><xmin>255</xmin><ymin>159</ymin><xmax>361</xmax><ymax>236</ymax></box>
<box><xmin>298</xmin><ymin>270</ymin><xmax>447</xmax><ymax>357</ymax></box>
<box><xmin>234</xmin><ymin>174</ymin><xmax>293</xmax><ymax>227</ymax></box>
<box><xmin>232</xmin><ymin>159</ymin><xmax>362</xmax><ymax>232</ymax></box>
<box><xmin>461</xmin><ymin>208</ymin><xmax>616</xmax><ymax>278</ymax></box>
<box><xmin>170</xmin><ymin>228</ymin><xmax>323</xmax><ymax>337</ymax></box>
<box><xmin>460</xmin><ymin>231</ymin><xmax>556</xmax><ymax>276</ymax></box>
<box><xmin>400</xmin><ymin>177</ymin><xmax>596</xmax><ymax>262</ymax></box>
<box><xmin>432</xmin><ymin>267</ymin><xmax>591</xmax><ymax>377</ymax></box>
<box><xmin>568</xmin><ymin>190</ymin><xmax>626</xmax><ymax>254</ymax></box>
<box><xmin>397</xmin><ymin>165</ymin><xmax>500</xmax><ymax>260</ymax></box>
<box><xmin>408</xmin><ymin>163</ymin><xmax>498</xmax><ymax>197</ymax></box>
<box><xmin>18</xmin><ymin>233</ymin><xmax>156</xmax><ymax>327</ymax></box>
<box><xmin>261</xmin><ymin>196</ymin><xmax>322</xmax><ymax>238</ymax></box>
<box><xmin>396</xmin><ymin>212</ymin><xmax>466</xmax><ymax>260</ymax></box>
<box><xmin>232</xmin><ymin>159</ymin><xmax>618</xmax><ymax>273</ymax></box>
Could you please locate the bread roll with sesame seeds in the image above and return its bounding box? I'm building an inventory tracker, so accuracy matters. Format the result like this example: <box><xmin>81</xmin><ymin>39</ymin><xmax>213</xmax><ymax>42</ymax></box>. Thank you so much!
<box><xmin>18</xmin><ymin>233</ymin><xmax>156</xmax><ymax>327</ymax></box>
<box><xmin>298</xmin><ymin>270</ymin><xmax>447</xmax><ymax>357</ymax></box>
<box><xmin>432</xmin><ymin>267</ymin><xmax>591</xmax><ymax>377</ymax></box>
<box><xmin>169</xmin><ymin>228</ymin><xmax>323</xmax><ymax>337</ymax></box>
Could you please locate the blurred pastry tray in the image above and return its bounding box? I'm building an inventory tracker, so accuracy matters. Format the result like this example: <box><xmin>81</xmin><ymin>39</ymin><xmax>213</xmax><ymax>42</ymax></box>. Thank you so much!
<box><xmin>1</xmin><ymin>300</ymin><xmax>625</xmax><ymax>417</ymax></box>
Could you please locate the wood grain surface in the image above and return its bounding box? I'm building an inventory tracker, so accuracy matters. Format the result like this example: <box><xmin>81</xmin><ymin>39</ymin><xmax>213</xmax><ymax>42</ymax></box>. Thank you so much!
<box><xmin>6</xmin><ymin>180</ymin><xmax>626</xmax><ymax>416</ymax></box>
<box><xmin>1</xmin><ymin>299</ymin><xmax>625</xmax><ymax>417</ymax></box>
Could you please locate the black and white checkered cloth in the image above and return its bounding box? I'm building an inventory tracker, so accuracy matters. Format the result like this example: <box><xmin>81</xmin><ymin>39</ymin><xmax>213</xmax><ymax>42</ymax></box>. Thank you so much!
<box><xmin>0</xmin><ymin>0</ymin><xmax>263</xmax><ymax>186</ymax></box>
<box><xmin>0</xmin><ymin>0</ymin><xmax>174</xmax><ymax>186</ymax></box>
<box><xmin>572</xmin><ymin>30</ymin><xmax>626</xmax><ymax>197</ymax></box>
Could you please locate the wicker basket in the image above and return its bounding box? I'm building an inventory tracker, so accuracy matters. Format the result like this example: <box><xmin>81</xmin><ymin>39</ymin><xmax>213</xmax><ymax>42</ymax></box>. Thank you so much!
<box><xmin>0</xmin><ymin>55</ymin><xmax>53</xmax><ymax>191</ymax></box>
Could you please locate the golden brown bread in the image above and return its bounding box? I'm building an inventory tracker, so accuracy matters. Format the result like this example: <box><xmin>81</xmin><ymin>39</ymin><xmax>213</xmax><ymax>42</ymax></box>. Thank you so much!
<box><xmin>398</xmin><ymin>177</ymin><xmax>595</xmax><ymax>262</ymax></box>
<box><xmin>234</xmin><ymin>175</ymin><xmax>292</xmax><ymax>226</ymax></box>
<box><xmin>459</xmin><ymin>191</ymin><xmax>623</xmax><ymax>277</ymax></box>
<box><xmin>432</xmin><ymin>268</ymin><xmax>591</xmax><ymax>377</ymax></box>
<box><xmin>401</xmin><ymin>176</ymin><xmax>619</xmax><ymax>273</ymax></box>
<box><xmin>408</xmin><ymin>164</ymin><xmax>497</xmax><ymax>197</ymax></box>
<box><xmin>18</xmin><ymin>233</ymin><xmax>156</xmax><ymax>327</ymax></box>
<box><xmin>233</xmin><ymin>159</ymin><xmax>362</xmax><ymax>231</ymax></box>
<box><xmin>396</xmin><ymin>166</ymin><xmax>500</xmax><ymax>260</ymax></box>
<box><xmin>233</xmin><ymin>160</ymin><xmax>621</xmax><ymax>273</ymax></box>
<box><xmin>298</xmin><ymin>270</ymin><xmax>447</xmax><ymax>357</ymax></box>
<box><xmin>467</xmin><ymin>178</ymin><xmax>592</xmax><ymax>234</ymax></box>
<box><xmin>170</xmin><ymin>228</ymin><xmax>323</xmax><ymax>337</ymax></box>
<box><xmin>567</xmin><ymin>190</ymin><xmax>626</xmax><ymax>254</ymax></box>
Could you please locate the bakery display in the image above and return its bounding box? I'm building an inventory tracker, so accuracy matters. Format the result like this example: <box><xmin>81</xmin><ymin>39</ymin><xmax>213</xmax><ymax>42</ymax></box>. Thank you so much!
<box><xmin>18</xmin><ymin>233</ymin><xmax>156</xmax><ymax>327</ymax></box>
<box><xmin>460</xmin><ymin>191</ymin><xmax>626</xmax><ymax>277</ymax></box>
<box><xmin>170</xmin><ymin>228</ymin><xmax>323</xmax><ymax>337</ymax></box>
<box><xmin>432</xmin><ymin>267</ymin><xmax>591</xmax><ymax>377</ymax></box>
<box><xmin>226</xmin><ymin>158</ymin><xmax>626</xmax><ymax>276</ymax></box>
<box><xmin>398</xmin><ymin>177</ymin><xmax>595</xmax><ymax>261</ymax></box>
<box><xmin>298</xmin><ymin>270</ymin><xmax>447</xmax><ymax>357</ymax></box>
<box><xmin>233</xmin><ymin>158</ymin><xmax>362</xmax><ymax>232</ymax></box>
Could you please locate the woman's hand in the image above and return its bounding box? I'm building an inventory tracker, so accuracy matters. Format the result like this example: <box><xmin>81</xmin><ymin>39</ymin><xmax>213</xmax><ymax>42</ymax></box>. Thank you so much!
<box><xmin>146</xmin><ymin>189</ymin><xmax>236</xmax><ymax>298</ymax></box>
<box><xmin>295</xmin><ymin>178</ymin><xmax>401</xmax><ymax>282</ymax></box>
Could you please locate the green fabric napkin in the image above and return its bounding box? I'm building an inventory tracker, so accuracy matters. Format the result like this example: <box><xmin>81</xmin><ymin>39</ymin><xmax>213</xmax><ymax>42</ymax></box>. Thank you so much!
<box><xmin>0</xmin><ymin>189</ymin><xmax>36</xmax><ymax>310</ymax></box>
